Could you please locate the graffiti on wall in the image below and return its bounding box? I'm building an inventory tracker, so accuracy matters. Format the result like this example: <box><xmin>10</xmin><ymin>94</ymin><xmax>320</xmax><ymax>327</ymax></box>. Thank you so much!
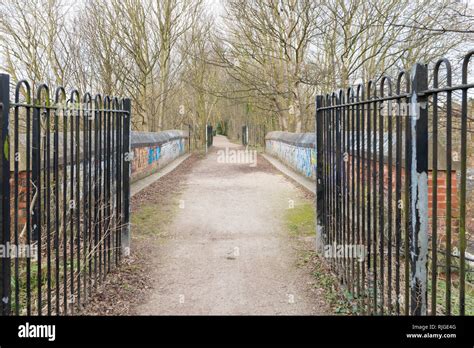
<box><xmin>148</xmin><ymin>146</ymin><xmax>161</xmax><ymax>164</ymax></box>
<box><xmin>160</xmin><ymin>138</ymin><xmax>185</xmax><ymax>163</ymax></box>
<box><xmin>132</xmin><ymin>138</ymin><xmax>187</xmax><ymax>178</ymax></box>
<box><xmin>266</xmin><ymin>140</ymin><xmax>316</xmax><ymax>179</ymax></box>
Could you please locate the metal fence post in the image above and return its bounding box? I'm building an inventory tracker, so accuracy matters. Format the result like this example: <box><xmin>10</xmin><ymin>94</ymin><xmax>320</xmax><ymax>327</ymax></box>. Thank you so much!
<box><xmin>315</xmin><ymin>95</ymin><xmax>325</xmax><ymax>253</ymax></box>
<box><xmin>409</xmin><ymin>63</ymin><xmax>429</xmax><ymax>315</ymax></box>
<box><xmin>0</xmin><ymin>73</ymin><xmax>11</xmax><ymax>315</ymax></box>
<box><xmin>242</xmin><ymin>125</ymin><xmax>248</xmax><ymax>146</ymax></box>
<box><xmin>122</xmin><ymin>98</ymin><xmax>131</xmax><ymax>257</ymax></box>
<box><xmin>246</xmin><ymin>125</ymin><xmax>249</xmax><ymax>146</ymax></box>
<box><xmin>188</xmin><ymin>123</ymin><xmax>191</xmax><ymax>152</ymax></box>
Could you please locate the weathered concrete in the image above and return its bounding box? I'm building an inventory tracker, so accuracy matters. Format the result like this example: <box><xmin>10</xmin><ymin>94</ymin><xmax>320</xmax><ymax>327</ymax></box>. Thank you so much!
<box><xmin>265</xmin><ymin>131</ymin><xmax>315</xmax><ymax>148</ymax></box>
<box><xmin>265</xmin><ymin>132</ymin><xmax>316</xmax><ymax>180</ymax></box>
<box><xmin>131</xmin><ymin>130</ymin><xmax>188</xmax><ymax>148</ymax></box>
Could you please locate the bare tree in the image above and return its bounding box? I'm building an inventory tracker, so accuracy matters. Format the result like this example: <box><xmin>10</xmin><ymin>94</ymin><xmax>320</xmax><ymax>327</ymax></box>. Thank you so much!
<box><xmin>0</xmin><ymin>0</ymin><xmax>73</xmax><ymax>87</ymax></box>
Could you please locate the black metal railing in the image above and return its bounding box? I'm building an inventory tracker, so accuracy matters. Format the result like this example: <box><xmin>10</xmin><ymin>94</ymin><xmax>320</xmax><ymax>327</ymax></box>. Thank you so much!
<box><xmin>242</xmin><ymin>125</ymin><xmax>248</xmax><ymax>146</ymax></box>
<box><xmin>316</xmin><ymin>50</ymin><xmax>474</xmax><ymax>315</ymax></box>
<box><xmin>0</xmin><ymin>73</ymin><xmax>132</xmax><ymax>315</ymax></box>
<box><xmin>206</xmin><ymin>124</ymin><xmax>213</xmax><ymax>147</ymax></box>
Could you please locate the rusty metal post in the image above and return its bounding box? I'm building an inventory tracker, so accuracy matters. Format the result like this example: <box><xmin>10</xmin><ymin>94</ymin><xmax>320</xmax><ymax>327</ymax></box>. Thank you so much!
<box><xmin>408</xmin><ymin>63</ymin><xmax>429</xmax><ymax>315</ymax></box>
<box><xmin>122</xmin><ymin>98</ymin><xmax>131</xmax><ymax>257</ymax></box>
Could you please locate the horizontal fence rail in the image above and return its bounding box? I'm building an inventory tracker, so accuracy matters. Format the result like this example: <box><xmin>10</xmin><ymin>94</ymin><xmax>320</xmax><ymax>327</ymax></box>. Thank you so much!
<box><xmin>316</xmin><ymin>50</ymin><xmax>474</xmax><ymax>316</ymax></box>
<box><xmin>0</xmin><ymin>73</ymin><xmax>132</xmax><ymax>315</ymax></box>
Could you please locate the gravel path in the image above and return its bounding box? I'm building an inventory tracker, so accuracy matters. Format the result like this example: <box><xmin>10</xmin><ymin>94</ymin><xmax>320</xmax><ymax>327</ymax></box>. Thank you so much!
<box><xmin>136</xmin><ymin>136</ymin><xmax>330</xmax><ymax>315</ymax></box>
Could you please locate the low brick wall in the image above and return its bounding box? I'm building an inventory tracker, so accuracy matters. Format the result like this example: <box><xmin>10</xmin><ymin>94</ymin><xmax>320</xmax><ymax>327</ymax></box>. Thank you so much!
<box><xmin>9</xmin><ymin>130</ymin><xmax>189</xmax><ymax>227</ymax></box>
<box><xmin>345</xmin><ymin>155</ymin><xmax>458</xmax><ymax>220</ymax></box>
<box><xmin>265</xmin><ymin>131</ymin><xmax>461</xmax><ymax>237</ymax></box>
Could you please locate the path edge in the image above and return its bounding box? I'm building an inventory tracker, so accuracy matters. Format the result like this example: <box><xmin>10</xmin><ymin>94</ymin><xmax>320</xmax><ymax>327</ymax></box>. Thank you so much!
<box><xmin>131</xmin><ymin>153</ymin><xmax>192</xmax><ymax>197</ymax></box>
<box><xmin>261</xmin><ymin>153</ymin><xmax>315</xmax><ymax>194</ymax></box>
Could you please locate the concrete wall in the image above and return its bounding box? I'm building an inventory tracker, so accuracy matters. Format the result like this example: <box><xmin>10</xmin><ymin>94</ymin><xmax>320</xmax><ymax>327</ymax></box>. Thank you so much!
<box><xmin>131</xmin><ymin>130</ymin><xmax>188</xmax><ymax>182</ymax></box>
<box><xmin>265</xmin><ymin>131</ymin><xmax>316</xmax><ymax>180</ymax></box>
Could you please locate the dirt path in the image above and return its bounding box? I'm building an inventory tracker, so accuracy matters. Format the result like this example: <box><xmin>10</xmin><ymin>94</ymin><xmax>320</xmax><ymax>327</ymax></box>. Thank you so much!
<box><xmin>135</xmin><ymin>136</ymin><xmax>330</xmax><ymax>315</ymax></box>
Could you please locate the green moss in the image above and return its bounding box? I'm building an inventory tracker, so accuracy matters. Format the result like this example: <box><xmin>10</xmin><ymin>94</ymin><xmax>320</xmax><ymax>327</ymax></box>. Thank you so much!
<box><xmin>428</xmin><ymin>277</ymin><xmax>474</xmax><ymax>315</ymax></box>
<box><xmin>132</xmin><ymin>203</ymin><xmax>178</xmax><ymax>237</ymax></box>
<box><xmin>285</xmin><ymin>202</ymin><xmax>315</xmax><ymax>237</ymax></box>
<box><xmin>11</xmin><ymin>258</ymin><xmax>75</xmax><ymax>314</ymax></box>
<box><xmin>286</xmin><ymin>201</ymin><xmax>357</xmax><ymax>314</ymax></box>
